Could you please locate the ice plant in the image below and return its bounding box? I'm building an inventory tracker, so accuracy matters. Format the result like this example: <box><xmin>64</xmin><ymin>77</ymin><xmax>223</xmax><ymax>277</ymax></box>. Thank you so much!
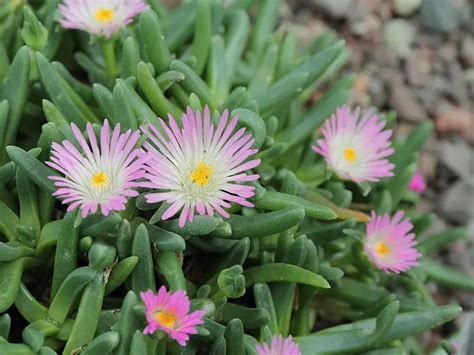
<box><xmin>364</xmin><ymin>211</ymin><xmax>421</xmax><ymax>273</ymax></box>
<box><xmin>141</xmin><ymin>106</ymin><xmax>261</xmax><ymax>227</ymax></box>
<box><xmin>256</xmin><ymin>335</ymin><xmax>302</xmax><ymax>355</ymax></box>
<box><xmin>47</xmin><ymin>120</ymin><xmax>146</xmax><ymax>217</ymax></box>
<box><xmin>408</xmin><ymin>170</ymin><xmax>426</xmax><ymax>193</ymax></box>
<box><xmin>313</xmin><ymin>105</ymin><xmax>395</xmax><ymax>182</ymax></box>
<box><xmin>140</xmin><ymin>287</ymin><xmax>205</xmax><ymax>346</ymax></box>
<box><xmin>59</xmin><ymin>0</ymin><xmax>149</xmax><ymax>38</ymax></box>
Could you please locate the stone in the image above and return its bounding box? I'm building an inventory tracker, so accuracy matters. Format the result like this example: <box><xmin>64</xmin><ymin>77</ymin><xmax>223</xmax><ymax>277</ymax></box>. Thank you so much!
<box><xmin>349</xmin><ymin>13</ymin><xmax>382</xmax><ymax>37</ymax></box>
<box><xmin>439</xmin><ymin>180</ymin><xmax>474</xmax><ymax>224</ymax></box>
<box><xmin>388</xmin><ymin>79</ymin><xmax>427</xmax><ymax>122</ymax></box>
<box><xmin>436</xmin><ymin>107</ymin><xmax>474</xmax><ymax>144</ymax></box>
<box><xmin>311</xmin><ymin>0</ymin><xmax>354</xmax><ymax>19</ymax></box>
<box><xmin>393</xmin><ymin>0</ymin><xmax>422</xmax><ymax>17</ymax></box>
<box><xmin>383</xmin><ymin>19</ymin><xmax>416</xmax><ymax>58</ymax></box>
<box><xmin>421</xmin><ymin>0</ymin><xmax>460</xmax><ymax>33</ymax></box>
<box><xmin>405</xmin><ymin>48</ymin><xmax>432</xmax><ymax>86</ymax></box>
<box><xmin>439</xmin><ymin>140</ymin><xmax>473</xmax><ymax>178</ymax></box>
<box><xmin>460</xmin><ymin>36</ymin><xmax>474</xmax><ymax>67</ymax></box>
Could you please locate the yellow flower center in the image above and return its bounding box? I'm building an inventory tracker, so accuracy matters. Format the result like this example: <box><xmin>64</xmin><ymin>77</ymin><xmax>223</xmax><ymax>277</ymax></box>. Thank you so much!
<box><xmin>344</xmin><ymin>147</ymin><xmax>356</xmax><ymax>162</ymax></box>
<box><xmin>190</xmin><ymin>162</ymin><xmax>213</xmax><ymax>186</ymax></box>
<box><xmin>153</xmin><ymin>310</ymin><xmax>176</xmax><ymax>329</ymax></box>
<box><xmin>91</xmin><ymin>172</ymin><xmax>109</xmax><ymax>188</ymax></box>
<box><xmin>375</xmin><ymin>242</ymin><xmax>390</xmax><ymax>257</ymax></box>
<box><xmin>95</xmin><ymin>8</ymin><xmax>114</xmax><ymax>22</ymax></box>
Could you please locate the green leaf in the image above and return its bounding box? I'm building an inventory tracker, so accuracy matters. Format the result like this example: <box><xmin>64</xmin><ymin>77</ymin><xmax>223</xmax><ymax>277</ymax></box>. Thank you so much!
<box><xmin>244</xmin><ymin>263</ymin><xmax>330</xmax><ymax>289</ymax></box>
<box><xmin>6</xmin><ymin>146</ymin><xmax>56</xmax><ymax>194</ymax></box>
<box><xmin>36</xmin><ymin>52</ymin><xmax>99</xmax><ymax>127</ymax></box>
<box><xmin>104</xmin><ymin>256</ymin><xmax>138</xmax><ymax>295</ymax></box>
<box><xmin>254</xmin><ymin>191</ymin><xmax>336</xmax><ymax>220</ymax></box>
<box><xmin>224</xmin><ymin>319</ymin><xmax>244</xmax><ymax>355</ymax></box>
<box><xmin>0</xmin><ymin>258</ymin><xmax>25</xmax><ymax>312</ymax></box>
<box><xmin>192</xmin><ymin>0</ymin><xmax>212</xmax><ymax>75</ymax></box>
<box><xmin>231</xmin><ymin>108</ymin><xmax>267</xmax><ymax>149</ymax></box>
<box><xmin>274</xmin><ymin>73</ymin><xmax>352</xmax><ymax>149</ymax></box>
<box><xmin>391</xmin><ymin>121</ymin><xmax>433</xmax><ymax>178</ymax></box>
<box><xmin>139</xmin><ymin>10</ymin><xmax>171</xmax><ymax>73</ymax></box>
<box><xmin>115</xmin><ymin>292</ymin><xmax>140</xmax><ymax>355</ymax></box>
<box><xmin>220</xmin><ymin>303</ymin><xmax>270</xmax><ymax>329</ymax></box>
<box><xmin>1</xmin><ymin>46</ymin><xmax>29</xmax><ymax>158</ymax></box>
<box><xmin>218</xmin><ymin>265</ymin><xmax>246</xmax><ymax>298</ymax></box>
<box><xmin>420</xmin><ymin>259</ymin><xmax>474</xmax><ymax>291</ymax></box>
<box><xmin>0</xmin><ymin>201</ymin><xmax>20</xmax><ymax>241</ymax></box>
<box><xmin>113</xmin><ymin>82</ymin><xmax>137</xmax><ymax>130</ymax></box>
<box><xmin>155</xmin><ymin>250</ymin><xmax>186</xmax><ymax>292</ymax></box>
<box><xmin>51</xmin><ymin>210</ymin><xmax>80</xmax><ymax>299</ymax></box>
<box><xmin>295</xmin><ymin>305</ymin><xmax>461</xmax><ymax>354</ymax></box>
<box><xmin>226</xmin><ymin>207</ymin><xmax>305</xmax><ymax>239</ymax></box>
<box><xmin>121</xmin><ymin>36</ymin><xmax>141</xmax><ymax>79</ymax></box>
<box><xmin>170</xmin><ymin>60</ymin><xmax>215</xmax><ymax>110</ymax></box>
<box><xmin>131</xmin><ymin>224</ymin><xmax>156</xmax><ymax>293</ymax></box>
<box><xmin>21</xmin><ymin>6</ymin><xmax>48</xmax><ymax>51</ymax></box>
<box><xmin>81</xmin><ymin>331</ymin><xmax>120</xmax><ymax>355</ymax></box>
<box><xmin>224</xmin><ymin>10</ymin><xmax>250</xmax><ymax>83</ymax></box>
<box><xmin>88</xmin><ymin>242</ymin><xmax>116</xmax><ymax>270</ymax></box>
<box><xmin>250</xmin><ymin>0</ymin><xmax>281</xmax><ymax>56</ymax></box>
<box><xmin>63</xmin><ymin>271</ymin><xmax>106</xmax><ymax>355</ymax></box>
<box><xmin>418</xmin><ymin>227</ymin><xmax>468</xmax><ymax>254</ymax></box>
<box><xmin>48</xmin><ymin>267</ymin><xmax>96</xmax><ymax>325</ymax></box>
<box><xmin>136</xmin><ymin>61</ymin><xmax>181</xmax><ymax>119</ymax></box>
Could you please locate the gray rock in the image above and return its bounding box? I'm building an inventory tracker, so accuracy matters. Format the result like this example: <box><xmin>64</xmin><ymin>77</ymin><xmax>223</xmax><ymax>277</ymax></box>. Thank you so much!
<box><xmin>311</xmin><ymin>0</ymin><xmax>354</xmax><ymax>19</ymax></box>
<box><xmin>388</xmin><ymin>79</ymin><xmax>427</xmax><ymax>122</ymax></box>
<box><xmin>405</xmin><ymin>49</ymin><xmax>432</xmax><ymax>86</ymax></box>
<box><xmin>439</xmin><ymin>140</ymin><xmax>473</xmax><ymax>179</ymax></box>
<box><xmin>460</xmin><ymin>36</ymin><xmax>474</xmax><ymax>67</ymax></box>
<box><xmin>421</xmin><ymin>0</ymin><xmax>460</xmax><ymax>33</ymax></box>
<box><xmin>393</xmin><ymin>0</ymin><xmax>422</xmax><ymax>16</ymax></box>
<box><xmin>383</xmin><ymin>19</ymin><xmax>416</xmax><ymax>57</ymax></box>
<box><xmin>439</xmin><ymin>180</ymin><xmax>474</xmax><ymax>224</ymax></box>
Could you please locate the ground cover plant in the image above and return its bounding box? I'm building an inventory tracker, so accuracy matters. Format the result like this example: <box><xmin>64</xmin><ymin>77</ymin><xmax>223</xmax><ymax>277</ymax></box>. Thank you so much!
<box><xmin>0</xmin><ymin>0</ymin><xmax>472</xmax><ymax>354</ymax></box>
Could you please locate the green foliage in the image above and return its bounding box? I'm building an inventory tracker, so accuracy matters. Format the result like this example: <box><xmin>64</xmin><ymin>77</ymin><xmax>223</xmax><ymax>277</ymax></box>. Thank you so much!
<box><xmin>0</xmin><ymin>1</ymin><xmax>467</xmax><ymax>354</ymax></box>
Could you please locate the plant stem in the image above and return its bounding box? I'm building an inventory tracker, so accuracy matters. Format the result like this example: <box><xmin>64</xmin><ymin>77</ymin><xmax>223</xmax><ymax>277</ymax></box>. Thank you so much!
<box><xmin>102</xmin><ymin>39</ymin><xmax>118</xmax><ymax>82</ymax></box>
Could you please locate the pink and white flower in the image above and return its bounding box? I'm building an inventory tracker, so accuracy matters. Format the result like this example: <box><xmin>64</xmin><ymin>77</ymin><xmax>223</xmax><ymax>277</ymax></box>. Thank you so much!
<box><xmin>313</xmin><ymin>106</ymin><xmax>395</xmax><ymax>182</ymax></box>
<box><xmin>141</xmin><ymin>106</ymin><xmax>261</xmax><ymax>227</ymax></box>
<box><xmin>47</xmin><ymin>120</ymin><xmax>146</xmax><ymax>217</ymax></box>
<box><xmin>364</xmin><ymin>211</ymin><xmax>421</xmax><ymax>273</ymax></box>
<box><xmin>408</xmin><ymin>170</ymin><xmax>426</xmax><ymax>193</ymax></box>
<box><xmin>141</xmin><ymin>287</ymin><xmax>205</xmax><ymax>346</ymax></box>
<box><xmin>59</xmin><ymin>0</ymin><xmax>149</xmax><ymax>38</ymax></box>
<box><xmin>256</xmin><ymin>335</ymin><xmax>301</xmax><ymax>355</ymax></box>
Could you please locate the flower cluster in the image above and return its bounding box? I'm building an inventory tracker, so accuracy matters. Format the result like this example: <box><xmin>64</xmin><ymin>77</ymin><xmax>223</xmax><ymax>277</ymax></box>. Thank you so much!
<box><xmin>47</xmin><ymin>105</ymin><xmax>422</xmax><ymax>345</ymax></box>
<box><xmin>47</xmin><ymin>107</ymin><xmax>261</xmax><ymax>224</ymax></box>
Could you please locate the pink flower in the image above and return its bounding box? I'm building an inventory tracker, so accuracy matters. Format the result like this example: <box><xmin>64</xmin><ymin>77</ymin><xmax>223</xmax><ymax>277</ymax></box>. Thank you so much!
<box><xmin>141</xmin><ymin>106</ymin><xmax>261</xmax><ymax>227</ymax></box>
<box><xmin>408</xmin><ymin>170</ymin><xmax>426</xmax><ymax>193</ymax></box>
<box><xmin>140</xmin><ymin>287</ymin><xmax>205</xmax><ymax>346</ymax></box>
<box><xmin>256</xmin><ymin>335</ymin><xmax>301</xmax><ymax>355</ymax></box>
<box><xmin>364</xmin><ymin>211</ymin><xmax>421</xmax><ymax>273</ymax></box>
<box><xmin>59</xmin><ymin>0</ymin><xmax>149</xmax><ymax>38</ymax></box>
<box><xmin>313</xmin><ymin>106</ymin><xmax>395</xmax><ymax>182</ymax></box>
<box><xmin>47</xmin><ymin>120</ymin><xmax>146</xmax><ymax>217</ymax></box>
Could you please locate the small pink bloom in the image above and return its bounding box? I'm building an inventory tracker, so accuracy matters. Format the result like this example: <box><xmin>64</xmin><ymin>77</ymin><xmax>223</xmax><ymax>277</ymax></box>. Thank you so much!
<box><xmin>59</xmin><ymin>0</ymin><xmax>149</xmax><ymax>38</ymax></box>
<box><xmin>141</xmin><ymin>106</ymin><xmax>261</xmax><ymax>227</ymax></box>
<box><xmin>408</xmin><ymin>171</ymin><xmax>426</xmax><ymax>193</ymax></box>
<box><xmin>364</xmin><ymin>211</ymin><xmax>421</xmax><ymax>273</ymax></box>
<box><xmin>140</xmin><ymin>287</ymin><xmax>205</xmax><ymax>346</ymax></box>
<box><xmin>47</xmin><ymin>120</ymin><xmax>146</xmax><ymax>217</ymax></box>
<box><xmin>256</xmin><ymin>335</ymin><xmax>301</xmax><ymax>355</ymax></box>
<box><xmin>313</xmin><ymin>105</ymin><xmax>395</xmax><ymax>182</ymax></box>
